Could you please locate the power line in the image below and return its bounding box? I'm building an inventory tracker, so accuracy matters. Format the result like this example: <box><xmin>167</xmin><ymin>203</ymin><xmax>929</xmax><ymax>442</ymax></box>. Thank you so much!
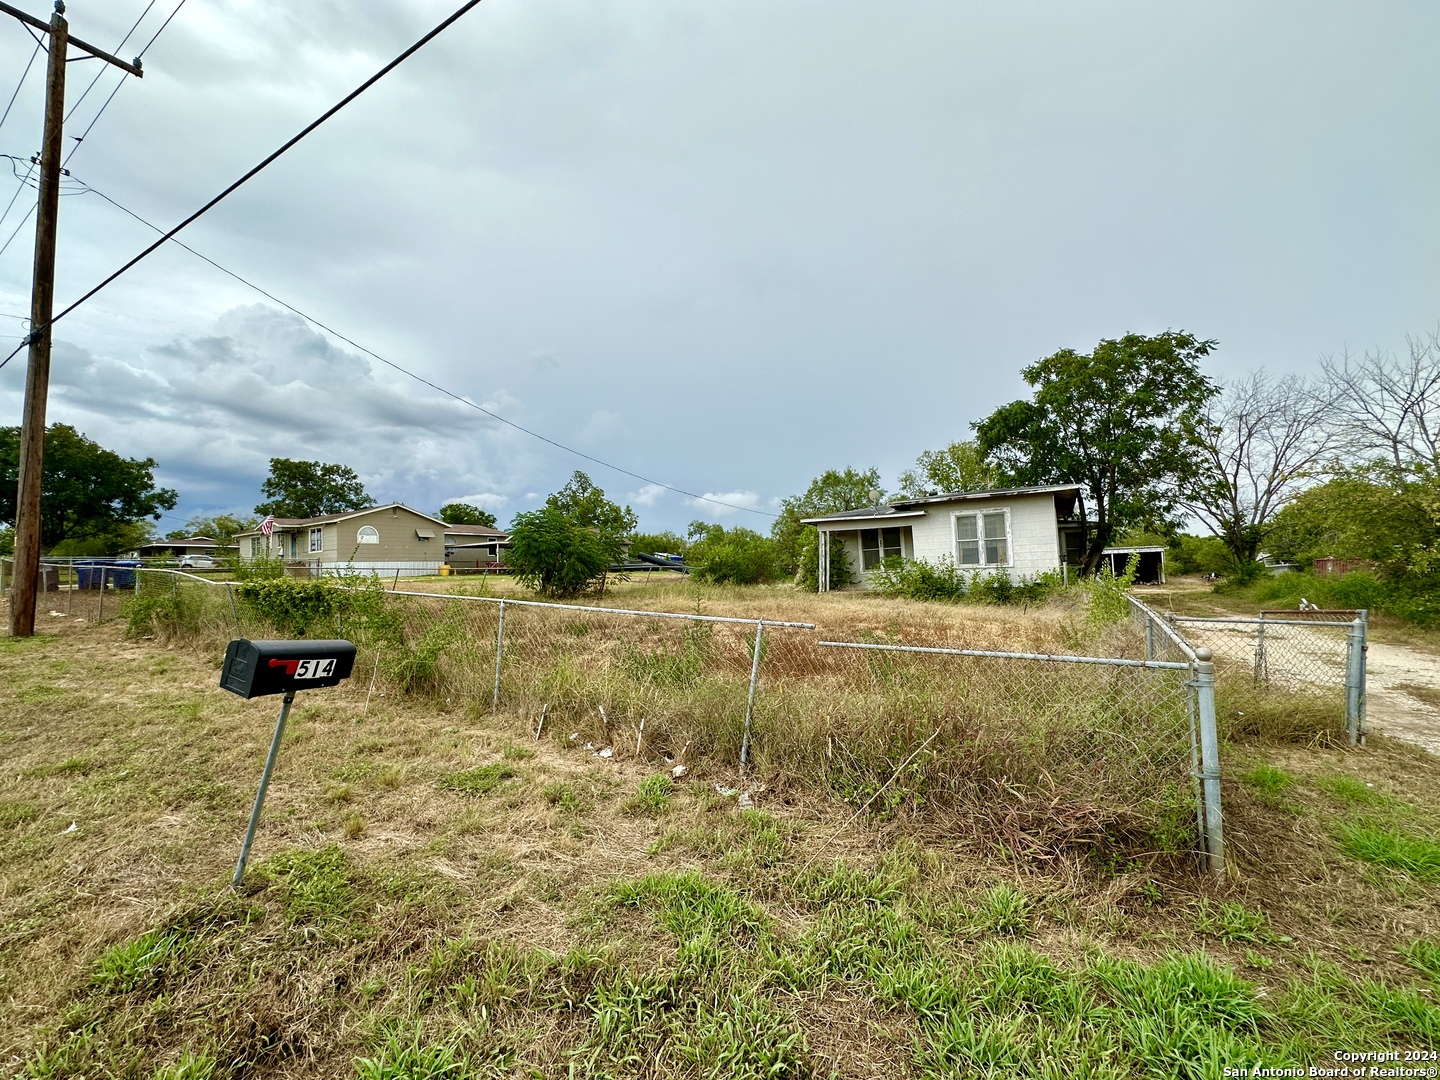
<box><xmin>62</xmin><ymin>0</ymin><xmax>183</xmax><ymax>169</ymax></box>
<box><xmin>58</xmin><ymin>177</ymin><xmax>775</xmax><ymax>519</ymax></box>
<box><xmin>63</xmin><ymin>0</ymin><xmax>153</xmax><ymax>124</ymax></box>
<box><xmin>0</xmin><ymin>1</ymin><xmax>166</xmax><ymax>254</ymax></box>
<box><xmin>0</xmin><ymin>0</ymin><xmax>485</xmax><ymax>372</ymax></box>
<box><xmin>0</xmin><ymin>37</ymin><xmax>41</xmax><ymax>136</ymax></box>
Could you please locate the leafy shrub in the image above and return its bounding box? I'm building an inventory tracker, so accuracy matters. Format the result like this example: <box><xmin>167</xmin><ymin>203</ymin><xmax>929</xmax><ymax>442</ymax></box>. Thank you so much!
<box><xmin>687</xmin><ymin>522</ymin><xmax>779</xmax><ymax>585</ymax></box>
<box><xmin>1219</xmin><ymin>569</ymin><xmax>1440</xmax><ymax>625</ymax></box>
<box><xmin>1086</xmin><ymin>551</ymin><xmax>1139</xmax><ymax>625</ymax></box>
<box><xmin>507</xmin><ymin>504</ymin><xmax>620</xmax><ymax>598</ymax></box>
<box><xmin>870</xmin><ymin>556</ymin><xmax>1061</xmax><ymax>605</ymax></box>
<box><xmin>797</xmin><ymin>527</ymin><xmax>853</xmax><ymax>591</ymax></box>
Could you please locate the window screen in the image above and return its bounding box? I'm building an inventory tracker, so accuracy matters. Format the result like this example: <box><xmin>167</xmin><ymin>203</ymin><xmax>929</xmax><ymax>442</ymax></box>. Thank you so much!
<box><xmin>983</xmin><ymin>512</ymin><xmax>1007</xmax><ymax>565</ymax></box>
<box><xmin>860</xmin><ymin>527</ymin><xmax>906</xmax><ymax>570</ymax></box>
<box><xmin>956</xmin><ymin>515</ymin><xmax>980</xmax><ymax>565</ymax></box>
<box><xmin>309</xmin><ymin>527</ymin><xmax>324</xmax><ymax>553</ymax></box>
<box><xmin>956</xmin><ymin>511</ymin><xmax>1008</xmax><ymax>567</ymax></box>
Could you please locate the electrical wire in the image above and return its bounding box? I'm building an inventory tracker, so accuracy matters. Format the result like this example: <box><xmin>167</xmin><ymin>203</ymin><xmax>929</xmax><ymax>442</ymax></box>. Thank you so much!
<box><xmin>0</xmin><ymin>38</ymin><xmax>41</xmax><ymax>136</ymax></box>
<box><xmin>59</xmin><ymin>177</ymin><xmax>776</xmax><ymax>519</ymax></box>
<box><xmin>63</xmin><ymin>0</ymin><xmax>154</xmax><ymax>124</ymax></box>
<box><xmin>0</xmin><ymin>1</ymin><xmax>172</xmax><ymax>255</ymax></box>
<box><xmin>0</xmin><ymin>0</ymin><xmax>486</xmax><ymax>373</ymax></box>
<box><xmin>62</xmin><ymin>0</ymin><xmax>183</xmax><ymax>169</ymax></box>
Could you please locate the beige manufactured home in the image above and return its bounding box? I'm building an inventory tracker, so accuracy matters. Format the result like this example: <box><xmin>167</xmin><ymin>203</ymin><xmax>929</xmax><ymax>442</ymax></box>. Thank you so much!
<box><xmin>235</xmin><ymin>504</ymin><xmax>447</xmax><ymax>578</ymax></box>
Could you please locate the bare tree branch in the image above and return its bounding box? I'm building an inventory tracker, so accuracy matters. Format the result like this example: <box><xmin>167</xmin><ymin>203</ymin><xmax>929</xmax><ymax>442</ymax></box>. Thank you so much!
<box><xmin>1184</xmin><ymin>370</ymin><xmax>1341</xmax><ymax>565</ymax></box>
<box><xmin>1321</xmin><ymin>329</ymin><xmax>1440</xmax><ymax>468</ymax></box>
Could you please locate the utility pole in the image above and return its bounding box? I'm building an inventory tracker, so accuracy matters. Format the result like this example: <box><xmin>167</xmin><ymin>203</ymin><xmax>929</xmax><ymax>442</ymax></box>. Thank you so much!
<box><xmin>1</xmin><ymin>1</ymin><xmax>141</xmax><ymax>636</ymax></box>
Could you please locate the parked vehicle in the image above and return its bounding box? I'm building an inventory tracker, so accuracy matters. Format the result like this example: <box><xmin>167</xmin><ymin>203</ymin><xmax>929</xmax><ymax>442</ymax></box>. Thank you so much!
<box><xmin>178</xmin><ymin>554</ymin><xmax>219</xmax><ymax>569</ymax></box>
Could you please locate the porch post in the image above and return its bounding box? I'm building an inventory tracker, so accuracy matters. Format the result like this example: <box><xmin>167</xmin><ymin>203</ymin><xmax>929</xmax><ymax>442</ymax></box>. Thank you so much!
<box><xmin>818</xmin><ymin>527</ymin><xmax>829</xmax><ymax>592</ymax></box>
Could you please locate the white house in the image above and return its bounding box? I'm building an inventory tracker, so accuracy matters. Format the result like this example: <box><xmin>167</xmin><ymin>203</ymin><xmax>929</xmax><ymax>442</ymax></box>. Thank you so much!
<box><xmin>802</xmin><ymin>484</ymin><xmax>1087</xmax><ymax>591</ymax></box>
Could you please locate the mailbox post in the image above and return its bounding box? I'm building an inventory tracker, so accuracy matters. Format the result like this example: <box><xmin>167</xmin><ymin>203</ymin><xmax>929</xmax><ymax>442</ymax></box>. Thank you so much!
<box><xmin>221</xmin><ymin>639</ymin><xmax>356</xmax><ymax>886</ymax></box>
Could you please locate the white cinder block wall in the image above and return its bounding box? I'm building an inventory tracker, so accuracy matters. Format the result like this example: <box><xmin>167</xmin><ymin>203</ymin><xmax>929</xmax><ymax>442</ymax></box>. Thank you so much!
<box><xmin>833</xmin><ymin>494</ymin><xmax>1062</xmax><ymax>587</ymax></box>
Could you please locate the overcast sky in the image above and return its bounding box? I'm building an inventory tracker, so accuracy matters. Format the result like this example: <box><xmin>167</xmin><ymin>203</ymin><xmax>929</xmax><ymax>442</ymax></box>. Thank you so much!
<box><xmin>1</xmin><ymin>0</ymin><xmax>1436</xmax><ymax>536</ymax></box>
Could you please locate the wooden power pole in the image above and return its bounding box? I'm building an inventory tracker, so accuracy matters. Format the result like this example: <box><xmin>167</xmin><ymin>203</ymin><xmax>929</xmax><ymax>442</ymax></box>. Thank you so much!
<box><xmin>1</xmin><ymin>1</ymin><xmax>141</xmax><ymax>636</ymax></box>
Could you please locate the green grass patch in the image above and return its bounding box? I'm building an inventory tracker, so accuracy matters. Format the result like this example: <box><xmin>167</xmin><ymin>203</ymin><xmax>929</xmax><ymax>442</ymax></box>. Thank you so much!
<box><xmin>0</xmin><ymin>799</ymin><xmax>39</xmax><ymax>828</ymax></box>
<box><xmin>1337</xmin><ymin>822</ymin><xmax>1440</xmax><ymax>881</ymax></box>
<box><xmin>626</xmin><ymin>774</ymin><xmax>674</xmax><ymax>815</ymax></box>
<box><xmin>261</xmin><ymin>845</ymin><xmax>361</xmax><ymax>925</ymax></box>
<box><xmin>91</xmin><ymin>929</ymin><xmax>185</xmax><ymax>993</ymax></box>
<box><xmin>440</xmin><ymin>763</ymin><xmax>517</xmax><ymax>797</ymax></box>
<box><xmin>1401</xmin><ymin>939</ymin><xmax>1440</xmax><ymax>983</ymax></box>
<box><xmin>1317</xmin><ymin>773</ymin><xmax>1392</xmax><ymax>807</ymax></box>
<box><xmin>1195</xmin><ymin>899</ymin><xmax>1286</xmax><ymax>945</ymax></box>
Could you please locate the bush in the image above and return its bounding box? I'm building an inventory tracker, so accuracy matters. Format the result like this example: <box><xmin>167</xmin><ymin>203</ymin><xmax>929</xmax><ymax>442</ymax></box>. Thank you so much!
<box><xmin>233</xmin><ymin>575</ymin><xmax>395</xmax><ymax>638</ymax></box>
<box><xmin>507</xmin><ymin>504</ymin><xmax>620</xmax><ymax>598</ymax></box>
<box><xmin>870</xmin><ymin>557</ymin><xmax>1061</xmax><ymax>605</ymax></box>
<box><xmin>687</xmin><ymin>523</ymin><xmax>779</xmax><ymax>585</ymax></box>
<box><xmin>1218</xmin><ymin>569</ymin><xmax>1440</xmax><ymax>625</ymax></box>
<box><xmin>1086</xmin><ymin>552</ymin><xmax>1138</xmax><ymax>625</ymax></box>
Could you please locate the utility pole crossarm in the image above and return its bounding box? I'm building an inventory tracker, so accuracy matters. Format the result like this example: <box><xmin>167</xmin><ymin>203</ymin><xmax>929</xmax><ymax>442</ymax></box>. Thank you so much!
<box><xmin>0</xmin><ymin>1</ymin><xmax>142</xmax><ymax>75</ymax></box>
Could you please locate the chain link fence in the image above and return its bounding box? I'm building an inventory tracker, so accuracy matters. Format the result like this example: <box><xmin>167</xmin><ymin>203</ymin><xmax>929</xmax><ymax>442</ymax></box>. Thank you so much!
<box><xmin>1163</xmin><ymin>609</ymin><xmax>1367</xmax><ymax>745</ymax></box>
<box><xmin>55</xmin><ymin>570</ymin><xmax>1231</xmax><ymax>874</ymax></box>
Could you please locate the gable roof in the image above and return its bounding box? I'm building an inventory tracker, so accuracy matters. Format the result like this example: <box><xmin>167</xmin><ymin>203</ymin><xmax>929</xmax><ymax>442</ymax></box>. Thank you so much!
<box><xmin>801</xmin><ymin>484</ymin><xmax>1082</xmax><ymax>525</ymax></box>
<box><xmin>234</xmin><ymin>503</ymin><xmax>448</xmax><ymax>536</ymax></box>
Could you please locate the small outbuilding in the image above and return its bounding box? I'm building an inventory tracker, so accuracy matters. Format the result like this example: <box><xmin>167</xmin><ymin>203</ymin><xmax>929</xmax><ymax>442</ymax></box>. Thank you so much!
<box><xmin>1098</xmin><ymin>545</ymin><xmax>1167</xmax><ymax>584</ymax></box>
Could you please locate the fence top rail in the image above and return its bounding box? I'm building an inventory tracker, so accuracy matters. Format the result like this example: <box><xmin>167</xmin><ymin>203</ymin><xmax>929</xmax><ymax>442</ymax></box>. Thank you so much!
<box><xmin>136</xmin><ymin>567</ymin><xmax>227</xmax><ymax>586</ymax></box>
<box><xmin>1127</xmin><ymin>596</ymin><xmax>1200</xmax><ymax>662</ymax></box>
<box><xmin>817</xmin><ymin>638</ymin><xmax>1193</xmax><ymax>671</ymax></box>
<box><xmin>358</xmin><ymin>586</ymin><xmax>817</xmax><ymax>629</ymax></box>
<box><xmin>1166</xmin><ymin>614</ymin><xmax>1360</xmax><ymax>628</ymax></box>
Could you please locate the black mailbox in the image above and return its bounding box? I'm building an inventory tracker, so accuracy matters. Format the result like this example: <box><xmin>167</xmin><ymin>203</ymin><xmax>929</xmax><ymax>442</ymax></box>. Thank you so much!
<box><xmin>220</xmin><ymin>639</ymin><xmax>356</xmax><ymax>699</ymax></box>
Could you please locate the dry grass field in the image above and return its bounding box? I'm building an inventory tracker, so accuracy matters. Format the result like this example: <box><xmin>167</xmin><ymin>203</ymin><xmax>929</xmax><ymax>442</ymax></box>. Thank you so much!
<box><xmin>1</xmin><ymin>579</ymin><xmax>1438</xmax><ymax>1077</ymax></box>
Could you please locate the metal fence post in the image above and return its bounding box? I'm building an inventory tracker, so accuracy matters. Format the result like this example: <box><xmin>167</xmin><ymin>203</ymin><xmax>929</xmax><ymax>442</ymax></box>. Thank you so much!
<box><xmin>1193</xmin><ymin>648</ymin><xmax>1225</xmax><ymax>877</ymax></box>
<box><xmin>1253</xmin><ymin>612</ymin><xmax>1266</xmax><ymax>687</ymax></box>
<box><xmin>741</xmin><ymin>621</ymin><xmax>764</xmax><ymax>767</ymax></box>
<box><xmin>492</xmin><ymin>599</ymin><xmax>506</xmax><ymax>712</ymax></box>
<box><xmin>1145</xmin><ymin>616</ymin><xmax>1155</xmax><ymax>661</ymax></box>
<box><xmin>1345</xmin><ymin>616</ymin><xmax>1366</xmax><ymax>746</ymax></box>
<box><xmin>233</xmin><ymin>690</ymin><xmax>295</xmax><ymax>887</ymax></box>
<box><xmin>227</xmin><ymin>582</ymin><xmax>241</xmax><ymax>637</ymax></box>
<box><xmin>97</xmin><ymin>567</ymin><xmax>106</xmax><ymax>621</ymax></box>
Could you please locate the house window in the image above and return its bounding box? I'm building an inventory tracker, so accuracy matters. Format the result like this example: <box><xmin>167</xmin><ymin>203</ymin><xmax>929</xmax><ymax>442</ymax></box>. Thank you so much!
<box><xmin>250</xmin><ymin>537</ymin><xmax>261</xmax><ymax>558</ymax></box>
<box><xmin>309</xmin><ymin>527</ymin><xmax>324</xmax><ymax>553</ymax></box>
<box><xmin>955</xmin><ymin>510</ymin><xmax>1010</xmax><ymax>567</ymax></box>
<box><xmin>357</xmin><ymin>526</ymin><xmax>379</xmax><ymax>544</ymax></box>
<box><xmin>860</xmin><ymin>527</ymin><xmax>906</xmax><ymax>571</ymax></box>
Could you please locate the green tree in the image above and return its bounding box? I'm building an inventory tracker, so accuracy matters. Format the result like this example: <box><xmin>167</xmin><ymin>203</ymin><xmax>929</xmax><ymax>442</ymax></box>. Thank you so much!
<box><xmin>547</xmin><ymin>471</ymin><xmax>637</xmax><ymax>539</ymax></box>
<box><xmin>254</xmin><ymin>459</ymin><xmax>374</xmax><ymax>519</ymax></box>
<box><xmin>0</xmin><ymin>424</ymin><xmax>178</xmax><ymax>549</ymax></box>
<box><xmin>629</xmin><ymin>531</ymin><xmax>688</xmax><ymax>558</ymax></box>
<box><xmin>771</xmin><ymin>466</ymin><xmax>882</xmax><ymax>586</ymax></box>
<box><xmin>896</xmin><ymin>440</ymin><xmax>1000</xmax><ymax>498</ymax></box>
<box><xmin>504</xmin><ymin>472</ymin><xmax>635</xmax><ymax>597</ymax></box>
<box><xmin>437</xmin><ymin>502</ymin><xmax>498</xmax><ymax>528</ymax></box>
<box><xmin>974</xmin><ymin>332</ymin><xmax>1218</xmax><ymax>575</ymax></box>
<box><xmin>686</xmin><ymin>521</ymin><xmax>779</xmax><ymax>585</ymax></box>
<box><xmin>505</xmin><ymin>504</ymin><xmax>620</xmax><ymax>598</ymax></box>
<box><xmin>172</xmin><ymin>513</ymin><xmax>257</xmax><ymax>544</ymax></box>
<box><xmin>1266</xmin><ymin>463</ymin><xmax>1439</xmax><ymax>579</ymax></box>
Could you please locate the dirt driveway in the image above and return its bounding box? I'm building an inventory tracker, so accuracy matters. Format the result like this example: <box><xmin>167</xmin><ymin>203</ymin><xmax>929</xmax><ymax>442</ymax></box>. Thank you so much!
<box><xmin>1174</xmin><ymin>612</ymin><xmax>1440</xmax><ymax>756</ymax></box>
<box><xmin>1365</xmin><ymin>640</ymin><xmax>1440</xmax><ymax>756</ymax></box>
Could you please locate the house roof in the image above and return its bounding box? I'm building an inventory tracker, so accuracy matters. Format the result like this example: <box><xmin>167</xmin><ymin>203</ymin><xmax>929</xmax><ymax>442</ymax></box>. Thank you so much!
<box><xmin>801</xmin><ymin>484</ymin><xmax>1083</xmax><ymax>525</ymax></box>
<box><xmin>442</xmin><ymin>523</ymin><xmax>509</xmax><ymax>539</ymax></box>
<box><xmin>234</xmin><ymin>503</ymin><xmax>448</xmax><ymax>536</ymax></box>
